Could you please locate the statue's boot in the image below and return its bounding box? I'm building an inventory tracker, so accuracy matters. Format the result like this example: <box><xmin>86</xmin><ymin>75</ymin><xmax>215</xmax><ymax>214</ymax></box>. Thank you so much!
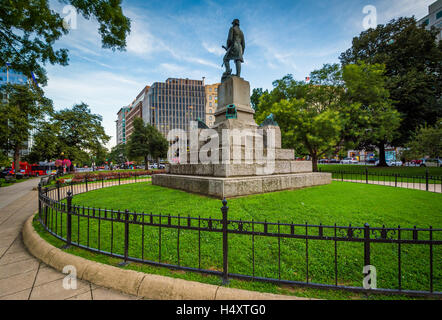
<box><xmin>224</xmin><ymin>59</ymin><xmax>232</xmax><ymax>75</ymax></box>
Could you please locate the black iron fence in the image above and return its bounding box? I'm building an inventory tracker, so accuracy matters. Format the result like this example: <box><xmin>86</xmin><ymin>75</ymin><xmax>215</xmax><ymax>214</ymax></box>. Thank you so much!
<box><xmin>318</xmin><ymin>167</ymin><xmax>442</xmax><ymax>193</ymax></box>
<box><xmin>37</xmin><ymin>178</ymin><xmax>442</xmax><ymax>297</ymax></box>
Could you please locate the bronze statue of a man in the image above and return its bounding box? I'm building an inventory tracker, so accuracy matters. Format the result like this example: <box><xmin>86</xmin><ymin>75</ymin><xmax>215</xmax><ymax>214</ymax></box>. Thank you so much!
<box><xmin>222</xmin><ymin>19</ymin><xmax>245</xmax><ymax>82</ymax></box>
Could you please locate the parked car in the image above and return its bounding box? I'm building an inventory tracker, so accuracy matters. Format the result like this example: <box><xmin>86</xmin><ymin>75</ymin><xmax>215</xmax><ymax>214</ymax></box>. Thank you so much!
<box><xmin>1</xmin><ymin>167</ymin><xmax>13</xmax><ymax>178</ymax></box>
<box><xmin>318</xmin><ymin>159</ymin><xmax>329</xmax><ymax>164</ymax></box>
<box><xmin>329</xmin><ymin>159</ymin><xmax>340</xmax><ymax>164</ymax></box>
<box><xmin>158</xmin><ymin>163</ymin><xmax>166</xmax><ymax>169</ymax></box>
<box><xmin>375</xmin><ymin>160</ymin><xmax>403</xmax><ymax>166</ymax></box>
<box><xmin>341</xmin><ymin>157</ymin><xmax>358</xmax><ymax>164</ymax></box>
<box><xmin>420</xmin><ymin>158</ymin><xmax>441</xmax><ymax>167</ymax></box>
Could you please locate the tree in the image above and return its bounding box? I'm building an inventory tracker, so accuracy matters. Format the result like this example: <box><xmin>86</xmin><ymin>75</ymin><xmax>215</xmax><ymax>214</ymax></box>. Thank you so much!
<box><xmin>268</xmin><ymin>98</ymin><xmax>344</xmax><ymax>172</ymax></box>
<box><xmin>404</xmin><ymin>120</ymin><xmax>441</xmax><ymax>160</ymax></box>
<box><xmin>254</xmin><ymin>63</ymin><xmax>400</xmax><ymax>169</ymax></box>
<box><xmin>342</xmin><ymin>62</ymin><xmax>401</xmax><ymax>166</ymax></box>
<box><xmin>26</xmin><ymin>122</ymin><xmax>59</xmax><ymax>163</ymax></box>
<box><xmin>91</xmin><ymin>144</ymin><xmax>108</xmax><ymax>167</ymax></box>
<box><xmin>108</xmin><ymin>143</ymin><xmax>128</xmax><ymax>165</ymax></box>
<box><xmin>127</xmin><ymin>118</ymin><xmax>168</xmax><ymax>169</ymax></box>
<box><xmin>251</xmin><ymin>88</ymin><xmax>265</xmax><ymax>112</ymax></box>
<box><xmin>255</xmin><ymin>65</ymin><xmax>348</xmax><ymax>171</ymax></box>
<box><xmin>52</xmin><ymin>103</ymin><xmax>110</xmax><ymax>165</ymax></box>
<box><xmin>340</xmin><ymin>17</ymin><xmax>442</xmax><ymax>147</ymax></box>
<box><xmin>0</xmin><ymin>83</ymin><xmax>53</xmax><ymax>173</ymax></box>
<box><xmin>0</xmin><ymin>0</ymin><xmax>131</xmax><ymax>85</ymax></box>
<box><xmin>149</xmin><ymin>128</ymin><xmax>169</xmax><ymax>166</ymax></box>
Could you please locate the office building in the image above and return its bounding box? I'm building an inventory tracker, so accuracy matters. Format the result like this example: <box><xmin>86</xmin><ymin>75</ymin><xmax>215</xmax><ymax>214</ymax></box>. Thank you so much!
<box><xmin>125</xmin><ymin>86</ymin><xmax>150</xmax><ymax>140</ymax></box>
<box><xmin>418</xmin><ymin>0</ymin><xmax>442</xmax><ymax>42</ymax></box>
<box><xmin>205</xmin><ymin>83</ymin><xmax>220</xmax><ymax>127</ymax></box>
<box><xmin>143</xmin><ymin>78</ymin><xmax>206</xmax><ymax>137</ymax></box>
<box><xmin>116</xmin><ymin>106</ymin><xmax>131</xmax><ymax>145</ymax></box>
<box><xmin>0</xmin><ymin>66</ymin><xmax>28</xmax><ymax>86</ymax></box>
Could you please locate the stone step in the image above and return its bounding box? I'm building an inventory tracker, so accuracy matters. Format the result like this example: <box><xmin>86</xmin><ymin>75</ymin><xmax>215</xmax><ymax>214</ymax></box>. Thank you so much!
<box><xmin>152</xmin><ymin>172</ymin><xmax>331</xmax><ymax>198</ymax></box>
<box><xmin>167</xmin><ymin>161</ymin><xmax>312</xmax><ymax>177</ymax></box>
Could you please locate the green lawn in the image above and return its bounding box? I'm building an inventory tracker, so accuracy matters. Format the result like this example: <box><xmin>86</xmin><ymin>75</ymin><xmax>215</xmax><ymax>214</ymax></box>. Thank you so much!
<box><xmin>36</xmin><ymin>181</ymin><xmax>442</xmax><ymax>299</ymax></box>
<box><xmin>319</xmin><ymin>165</ymin><xmax>442</xmax><ymax>184</ymax></box>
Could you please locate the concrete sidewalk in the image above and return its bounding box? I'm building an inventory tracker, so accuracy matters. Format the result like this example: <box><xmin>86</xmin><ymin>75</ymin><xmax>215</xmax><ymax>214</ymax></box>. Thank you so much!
<box><xmin>0</xmin><ymin>179</ymin><xmax>139</xmax><ymax>300</ymax></box>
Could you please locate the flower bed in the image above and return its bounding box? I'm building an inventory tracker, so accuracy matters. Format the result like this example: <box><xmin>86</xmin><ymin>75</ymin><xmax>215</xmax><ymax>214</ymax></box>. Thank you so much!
<box><xmin>56</xmin><ymin>170</ymin><xmax>165</xmax><ymax>184</ymax></box>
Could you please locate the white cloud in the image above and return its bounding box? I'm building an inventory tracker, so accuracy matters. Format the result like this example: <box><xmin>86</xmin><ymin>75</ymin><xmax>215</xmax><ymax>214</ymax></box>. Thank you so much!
<box><xmin>45</xmin><ymin>68</ymin><xmax>149</xmax><ymax>148</ymax></box>
<box><xmin>202</xmin><ymin>42</ymin><xmax>225</xmax><ymax>56</ymax></box>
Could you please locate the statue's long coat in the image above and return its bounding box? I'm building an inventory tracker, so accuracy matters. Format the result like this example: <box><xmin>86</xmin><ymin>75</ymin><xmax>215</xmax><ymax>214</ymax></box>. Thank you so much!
<box><xmin>224</xmin><ymin>25</ymin><xmax>245</xmax><ymax>63</ymax></box>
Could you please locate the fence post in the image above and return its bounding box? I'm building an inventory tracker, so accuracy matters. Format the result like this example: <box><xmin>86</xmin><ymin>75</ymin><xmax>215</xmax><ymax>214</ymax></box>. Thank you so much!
<box><xmin>395</xmin><ymin>174</ymin><xmax>398</xmax><ymax>188</ymax></box>
<box><xmin>425</xmin><ymin>168</ymin><xmax>429</xmax><ymax>192</ymax></box>
<box><xmin>341</xmin><ymin>171</ymin><xmax>344</xmax><ymax>182</ymax></box>
<box><xmin>119</xmin><ymin>173</ymin><xmax>121</xmax><ymax>185</ymax></box>
<box><xmin>85</xmin><ymin>177</ymin><xmax>88</xmax><ymax>192</ymax></box>
<box><xmin>44</xmin><ymin>187</ymin><xmax>49</xmax><ymax>226</ymax></box>
<box><xmin>221</xmin><ymin>198</ymin><xmax>229</xmax><ymax>285</ymax></box>
<box><xmin>63</xmin><ymin>191</ymin><xmax>73</xmax><ymax>249</ymax></box>
<box><xmin>119</xmin><ymin>209</ymin><xmax>130</xmax><ymax>266</ymax></box>
<box><xmin>56</xmin><ymin>180</ymin><xmax>61</xmax><ymax>201</ymax></box>
<box><xmin>364</xmin><ymin>223</ymin><xmax>370</xmax><ymax>267</ymax></box>
<box><xmin>365</xmin><ymin>167</ymin><xmax>368</xmax><ymax>184</ymax></box>
<box><xmin>38</xmin><ymin>183</ymin><xmax>42</xmax><ymax>219</ymax></box>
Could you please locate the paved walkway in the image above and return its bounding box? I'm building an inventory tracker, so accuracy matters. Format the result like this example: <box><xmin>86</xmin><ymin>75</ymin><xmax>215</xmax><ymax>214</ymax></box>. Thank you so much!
<box><xmin>0</xmin><ymin>178</ymin><xmax>140</xmax><ymax>300</ymax></box>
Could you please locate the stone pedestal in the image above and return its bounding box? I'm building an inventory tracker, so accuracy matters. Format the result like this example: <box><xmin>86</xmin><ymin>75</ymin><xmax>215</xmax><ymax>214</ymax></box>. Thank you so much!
<box><xmin>152</xmin><ymin>76</ymin><xmax>331</xmax><ymax>198</ymax></box>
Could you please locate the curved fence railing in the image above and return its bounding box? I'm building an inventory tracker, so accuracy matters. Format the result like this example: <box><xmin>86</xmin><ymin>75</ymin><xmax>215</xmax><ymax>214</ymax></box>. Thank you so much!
<box><xmin>36</xmin><ymin>177</ymin><xmax>442</xmax><ymax>297</ymax></box>
<box><xmin>318</xmin><ymin>168</ymin><xmax>442</xmax><ymax>193</ymax></box>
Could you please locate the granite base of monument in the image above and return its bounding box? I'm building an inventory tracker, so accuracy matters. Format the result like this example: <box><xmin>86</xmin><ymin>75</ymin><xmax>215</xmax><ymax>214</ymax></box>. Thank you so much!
<box><xmin>152</xmin><ymin>172</ymin><xmax>331</xmax><ymax>198</ymax></box>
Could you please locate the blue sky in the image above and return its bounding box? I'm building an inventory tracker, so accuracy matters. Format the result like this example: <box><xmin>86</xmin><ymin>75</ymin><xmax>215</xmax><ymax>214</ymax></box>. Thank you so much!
<box><xmin>44</xmin><ymin>0</ymin><xmax>435</xmax><ymax>147</ymax></box>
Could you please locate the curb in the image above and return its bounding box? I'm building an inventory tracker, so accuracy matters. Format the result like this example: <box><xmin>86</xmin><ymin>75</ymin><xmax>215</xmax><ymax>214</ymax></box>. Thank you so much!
<box><xmin>23</xmin><ymin>213</ymin><xmax>310</xmax><ymax>300</ymax></box>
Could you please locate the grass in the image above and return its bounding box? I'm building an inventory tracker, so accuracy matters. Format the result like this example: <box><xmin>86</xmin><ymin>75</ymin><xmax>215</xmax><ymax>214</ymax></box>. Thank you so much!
<box><xmin>35</xmin><ymin>181</ymin><xmax>442</xmax><ymax>300</ymax></box>
<box><xmin>319</xmin><ymin>164</ymin><xmax>442</xmax><ymax>184</ymax></box>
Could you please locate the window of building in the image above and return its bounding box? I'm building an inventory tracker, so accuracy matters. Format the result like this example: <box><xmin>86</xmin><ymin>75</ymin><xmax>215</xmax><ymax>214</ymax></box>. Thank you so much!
<box><xmin>422</xmin><ymin>19</ymin><xmax>430</xmax><ymax>26</ymax></box>
<box><xmin>437</xmin><ymin>10</ymin><xmax>442</xmax><ymax>20</ymax></box>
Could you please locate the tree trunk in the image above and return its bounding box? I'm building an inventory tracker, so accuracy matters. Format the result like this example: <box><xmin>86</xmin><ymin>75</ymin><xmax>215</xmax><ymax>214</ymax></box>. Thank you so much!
<box><xmin>14</xmin><ymin>145</ymin><xmax>20</xmax><ymax>175</ymax></box>
<box><xmin>377</xmin><ymin>142</ymin><xmax>388</xmax><ymax>167</ymax></box>
<box><xmin>311</xmin><ymin>153</ymin><xmax>318</xmax><ymax>172</ymax></box>
<box><xmin>144</xmin><ymin>156</ymin><xmax>149</xmax><ymax>170</ymax></box>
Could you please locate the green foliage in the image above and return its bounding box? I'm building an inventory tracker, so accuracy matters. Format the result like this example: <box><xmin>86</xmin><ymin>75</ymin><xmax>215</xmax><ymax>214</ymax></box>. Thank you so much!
<box><xmin>0</xmin><ymin>151</ymin><xmax>10</xmax><ymax>167</ymax></box>
<box><xmin>340</xmin><ymin>17</ymin><xmax>442</xmax><ymax>146</ymax></box>
<box><xmin>0</xmin><ymin>83</ymin><xmax>53</xmax><ymax>171</ymax></box>
<box><xmin>254</xmin><ymin>62</ymin><xmax>401</xmax><ymax>168</ymax></box>
<box><xmin>0</xmin><ymin>0</ymin><xmax>131</xmax><ymax>85</ymax></box>
<box><xmin>26</xmin><ymin>122</ymin><xmax>59</xmax><ymax>163</ymax></box>
<box><xmin>250</xmin><ymin>88</ymin><xmax>265</xmax><ymax>112</ymax></box>
<box><xmin>108</xmin><ymin>143</ymin><xmax>128</xmax><ymax>165</ymax></box>
<box><xmin>127</xmin><ymin>118</ymin><xmax>169</xmax><ymax>169</ymax></box>
<box><xmin>404</xmin><ymin>120</ymin><xmax>442</xmax><ymax>160</ymax></box>
<box><xmin>51</xmin><ymin>103</ymin><xmax>110</xmax><ymax>165</ymax></box>
<box><xmin>342</xmin><ymin>62</ymin><xmax>401</xmax><ymax>165</ymax></box>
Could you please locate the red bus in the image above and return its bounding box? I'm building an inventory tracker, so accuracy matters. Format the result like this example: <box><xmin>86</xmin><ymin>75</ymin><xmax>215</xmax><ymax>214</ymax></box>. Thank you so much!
<box><xmin>11</xmin><ymin>161</ymin><xmax>52</xmax><ymax>176</ymax></box>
